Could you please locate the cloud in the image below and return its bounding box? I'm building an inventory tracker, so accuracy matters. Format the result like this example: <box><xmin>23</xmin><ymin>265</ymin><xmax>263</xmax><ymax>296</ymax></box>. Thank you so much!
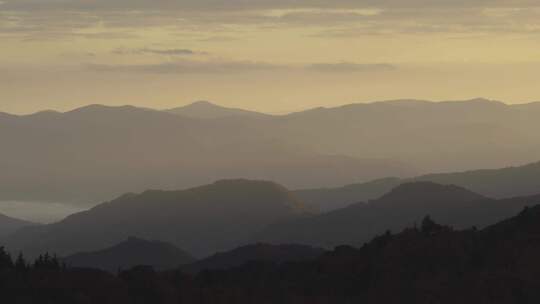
<box><xmin>140</xmin><ymin>48</ymin><xmax>198</xmax><ymax>55</ymax></box>
<box><xmin>112</xmin><ymin>48</ymin><xmax>204</xmax><ymax>56</ymax></box>
<box><xmin>87</xmin><ymin>60</ymin><xmax>285</xmax><ymax>74</ymax></box>
<box><xmin>307</xmin><ymin>63</ymin><xmax>397</xmax><ymax>72</ymax></box>
<box><xmin>86</xmin><ymin>59</ymin><xmax>398</xmax><ymax>74</ymax></box>
<box><xmin>3</xmin><ymin>0</ymin><xmax>540</xmax><ymax>42</ymax></box>
<box><xmin>3</xmin><ymin>0</ymin><xmax>540</xmax><ymax>12</ymax></box>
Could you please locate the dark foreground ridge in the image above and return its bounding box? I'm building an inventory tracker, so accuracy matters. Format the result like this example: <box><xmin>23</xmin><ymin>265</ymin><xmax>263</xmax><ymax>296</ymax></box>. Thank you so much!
<box><xmin>2</xmin><ymin>204</ymin><xmax>540</xmax><ymax>303</ymax></box>
<box><xmin>181</xmin><ymin>243</ymin><xmax>326</xmax><ymax>274</ymax></box>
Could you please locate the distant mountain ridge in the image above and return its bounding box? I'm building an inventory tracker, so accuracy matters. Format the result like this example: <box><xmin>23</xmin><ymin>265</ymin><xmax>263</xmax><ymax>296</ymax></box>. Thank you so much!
<box><xmin>294</xmin><ymin>177</ymin><xmax>403</xmax><ymax>212</ymax></box>
<box><xmin>2</xmin><ymin>98</ymin><xmax>540</xmax><ymax>205</ymax></box>
<box><xmin>374</xmin><ymin>182</ymin><xmax>486</xmax><ymax>206</ymax></box>
<box><xmin>256</xmin><ymin>182</ymin><xmax>540</xmax><ymax>248</ymax></box>
<box><xmin>270</xmin><ymin>98</ymin><xmax>540</xmax><ymax>172</ymax></box>
<box><xmin>295</xmin><ymin>160</ymin><xmax>540</xmax><ymax>212</ymax></box>
<box><xmin>63</xmin><ymin>237</ymin><xmax>195</xmax><ymax>272</ymax></box>
<box><xmin>0</xmin><ymin>102</ymin><xmax>414</xmax><ymax>204</ymax></box>
<box><xmin>166</xmin><ymin>101</ymin><xmax>269</xmax><ymax>119</ymax></box>
<box><xmin>0</xmin><ymin>213</ymin><xmax>35</xmax><ymax>238</ymax></box>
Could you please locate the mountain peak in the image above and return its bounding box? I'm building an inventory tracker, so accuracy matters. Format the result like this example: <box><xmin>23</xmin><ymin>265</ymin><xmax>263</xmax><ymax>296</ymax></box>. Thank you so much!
<box><xmin>189</xmin><ymin>100</ymin><xmax>220</xmax><ymax>107</ymax></box>
<box><xmin>197</xmin><ymin>179</ymin><xmax>309</xmax><ymax>213</ymax></box>
<box><xmin>376</xmin><ymin>182</ymin><xmax>486</xmax><ymax>205</ymax></box>
<box><xmin>0</xmin><ymin>213</ymin><xmax>35</xmax><ymax>238</ymax></box>
<box><xmin>126</xmin><ymin>236</ymin><xmax>149</xmax><ymax>243</ymax></box>
<box><xmin>64</xmin><ymin>237</ymin><xmax>195</xmax><ymax>272</ymax></box>
<box><xmin>9</xmin><ymin>179</ymin><xmax>310</xmax><ymax>258</ymax></box>
<box><xmin>442</xmin><ymin>98</ymin><xmax>506</xmax><ymax>107</ymax></box>
<box><xmin>467</xmin><ymin>97</ymin><xmax>500</xmax><ymax>103</ymax></box>
<box><xmin>167</xmin><ymin>101</ymin><xmax>266</xmax><ymax>119</ymax></box>
<box><xmin>67</xmin><ymin>104</ymin><xmax>144</xmax><ymax>114</ymax></box>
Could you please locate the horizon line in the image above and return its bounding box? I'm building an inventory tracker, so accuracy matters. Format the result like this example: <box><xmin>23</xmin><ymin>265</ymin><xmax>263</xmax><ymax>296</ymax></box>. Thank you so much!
<box><xmin>1</xmin><ymin>97</ymin><xmax>539</xmax><ymax>117</ymax></box>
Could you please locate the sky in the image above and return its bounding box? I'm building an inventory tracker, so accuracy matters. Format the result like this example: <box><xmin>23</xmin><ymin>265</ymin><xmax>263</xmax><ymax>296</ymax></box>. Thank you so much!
<box><xmin>1</xmin><ymin>0</ymin><xmax>540</xmax><ymax>114</ymax></box>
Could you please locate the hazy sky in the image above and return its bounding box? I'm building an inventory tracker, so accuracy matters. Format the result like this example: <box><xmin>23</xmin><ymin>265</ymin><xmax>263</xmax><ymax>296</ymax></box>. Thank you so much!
<box><xmin>1</xmin><ymin>0</ymin><xmax>540</xmax><ymax>114</ymax></box>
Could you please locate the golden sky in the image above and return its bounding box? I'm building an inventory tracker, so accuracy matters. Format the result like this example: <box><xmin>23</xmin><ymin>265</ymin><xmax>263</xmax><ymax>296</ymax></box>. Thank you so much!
<box><xmin>1</xmin><ymin>0</ymin><xmax>540</xmax><ymax>114</ymax></box>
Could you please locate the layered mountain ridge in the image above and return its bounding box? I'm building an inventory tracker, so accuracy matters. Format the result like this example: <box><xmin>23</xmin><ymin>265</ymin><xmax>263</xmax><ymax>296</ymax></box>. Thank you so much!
<box><xmin>255</xmin><ymin>182</ymin><xmax>540</xmax><ymax>248</ymax></box>
<box><xmin>295</xmin><ymin>160</ymin><xmax>540</xmax><ymax>211</ymax></box>
<box><xmin>4</xmin><ymin>179</ymin><xmax>309</xmax><ymax>258</ymax></box>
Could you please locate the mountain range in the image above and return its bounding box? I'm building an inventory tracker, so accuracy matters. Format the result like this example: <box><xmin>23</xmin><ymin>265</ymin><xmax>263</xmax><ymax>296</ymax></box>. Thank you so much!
<box><xmin>256</xmin><ymin>182</ymin><xmax>540</xmax><ymax>248</ymax></box>
<box><xmin>4</xmin><ymin>178</ymin><xmax>540</xmax><ymax>260</ymax></box>
<box><xmin>63</xmin><ymin>238</ymin><xmax>324</xmax><ymax>274</ymax></box>
<box><xmin>295</xmin><ymin>160</ymin><xmax>540</xmax><ymax>212</ymax></box>
<box><xmin>0</xmin><ymin>102</ymin><xmax>413</xmax><ymax>204</ymax></box>
<box><xmin>165</xmin><ymin>203</ymin><xmax>540</xmax><ymax>304</ymax></box>
<box><xmin>4</xmin><ymin>179</ymin><xmax>309</xmax><ymax>258</ymax></box>
<box><xmin>167</xmin><ymin>99</ymin><xmax>540</xmax><ymax>175</ymax></box>
<box><xmin>0</xmin><ymin>213</ymin><xmax>34</xmax><ymax>238</ymax></box>
<box><xmin>260</xmin><ymin>98</ymin><xmax>540</xmax><ymax>172</ymax></box>
<box><xmin>166</xmin><ymin>100</ymin><xmax>269</xmax><ymax>119</ymax></box>
<box><xmin>4</xmin><ymin>199</ymin><xmax>540</xmax><ymax>303</ymax></box>
<box><xmin>2</xmin><ymin>98</ymin><xmax>540</xmax><ymax>204</ymax></box>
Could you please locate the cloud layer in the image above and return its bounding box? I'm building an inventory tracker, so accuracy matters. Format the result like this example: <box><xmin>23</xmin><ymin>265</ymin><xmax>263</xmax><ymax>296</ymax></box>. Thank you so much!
<box><xmin>3</xmin><ymin>0</ymin><xmax>540</xmax><ymax>11</ymax></box>
<box><xmin>87</xmin><ymin>60</ymin><xmax>284</xmax><ymax>74</ymax></box>
<box><xmin>2</xmin><ymin>0</ymin><xmax>540</xmax><ymax>39</ymax></box>
<box><xmin>2</xmin><ymin>0</ymin><xmax>540</xmax><ymax>114</ymax></box>
<box><xmin>88</xmin><ymin>60</ymin><xmax>396</xmax><ymax>74</ymax></box>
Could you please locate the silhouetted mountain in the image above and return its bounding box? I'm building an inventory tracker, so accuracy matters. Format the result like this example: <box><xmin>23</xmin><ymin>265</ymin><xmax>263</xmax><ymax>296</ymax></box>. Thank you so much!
<box><xmin>0</xmin><ymin>103</ymin><xmax>413</xmax><ymax>204</ymax></box>
<box><xmin>416</xmin><ymin>161</ymin><xmax>540</xmax><ymax>198</ymax></box>
<box><xmin>4</xmin><ymin>180</ymin><xmax>309</xmax><ymax>258</ymax></box>
<box><xmin>481</xmin><ymin>203</ymin><xmax>540</xmax><ymax>242</ymax></box>
<box><xmin>296</xmin><ymin>161</ymin><xmax>540</xmax><ymax>212</ymax></box>
<box><xmin>294</xmin><ymin>177</ymin><xmax>402</xmax><ymax>212</ymax></box>
<box><xmin>183</xmin><ymin>206</ymin><xmax>540</xmax><ymax>304</ymax></box>
<box><xmin>63</xmin><ymin>237</ymin><xmax>195</xmax><ymax>272</ymax></box>
<box><xmin>255</xmin><ymin>182</ymin><xmax>540</xmax><ymax>248</ymax></box>
<box><xmin>166</xmin><ymin>101</ymin><xmax>268</xmax><ymax>119</ymax></box>
<box><xmin>374</xmin><ymin>182</ymin><xmax>486</xmax><ymax>206</ymax></box>
<box><xmin>0</xmin><ymin>213</ymin><xmax>35</xmax><ymax>238</ymax></box>
<box><xmin>4</xmin><ymin>203</ymin><xmax>540</xmax><ymax>303</ymax></box>
<box><xmin>182</xmin><ymin>243</ymin><xmax>325</xmax><ymax>273</ymax></box>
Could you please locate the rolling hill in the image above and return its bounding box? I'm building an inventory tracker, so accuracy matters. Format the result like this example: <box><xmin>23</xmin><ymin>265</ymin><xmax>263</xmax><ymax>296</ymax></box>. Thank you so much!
<box><xmin>256</xmin><ymin>182</ymin><xmax>540</xmax><ymax>248</ymax></box>
<box><xmin>294</xmin><ymin>177</ymin><xmax>402</xmax><ymax>212</ymax></box>
<box><xmin>182</xmin><ymin>243</ymin><xmax>325</xmax><ymax>274</ymax></box>
<box><xmin>166</xmin><ymin>100</ymin><xmax>269</xmax><ymax>119</ymax></box>
<box><xmin>0</xmin><ymin>213</ymin><xmax>35</xmax><ymax>238</ymax></box>
<box><xmin>295</xmin><ymin>161</ymin><xmax>540</xmax><ymax>212</ymax></box>
<box><xmin>63</xmin><ymin>237</ymin><xmax>195</xmax><ymax>272</ymax></box>
<box><xmin>4</xmin><ymin>179</ymin><xmax>309</xmax><ymax>258</ymax></box>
